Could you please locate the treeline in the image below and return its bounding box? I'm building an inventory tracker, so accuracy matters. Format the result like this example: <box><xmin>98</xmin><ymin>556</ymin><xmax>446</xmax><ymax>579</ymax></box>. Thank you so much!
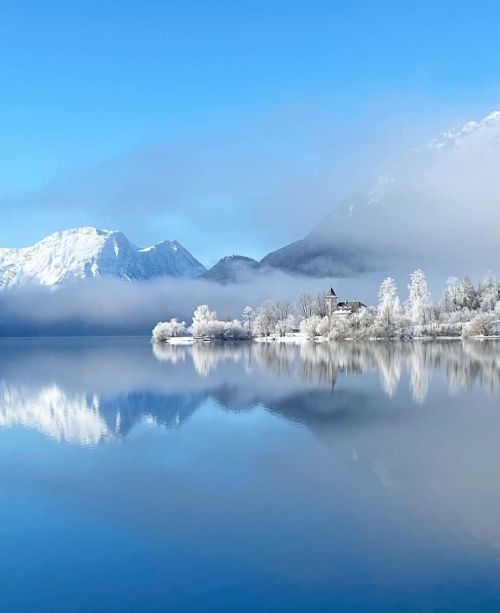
<box><xmin>152</xmin><ymin>270</ymin><xmax>500</xmax><ymax>341</ymax></box>
<box><xmin>298</xmin><ymin>270</ymin><xmax>500</xmax><ymax>339</ymax></box>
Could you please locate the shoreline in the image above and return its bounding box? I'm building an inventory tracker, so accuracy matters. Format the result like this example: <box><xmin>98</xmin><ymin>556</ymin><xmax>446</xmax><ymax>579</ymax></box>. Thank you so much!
<box><xmin>157</xmin><ymin>334</ymin><xmax>500</xmax><ymax>345</ymax></box>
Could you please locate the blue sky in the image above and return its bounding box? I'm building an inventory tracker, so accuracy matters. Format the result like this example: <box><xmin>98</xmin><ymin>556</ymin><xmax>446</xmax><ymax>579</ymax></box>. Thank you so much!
<box><xmin>2</xmin><ymin>0</ymin><xmax>500</xmax><ymax>264</ymax></box>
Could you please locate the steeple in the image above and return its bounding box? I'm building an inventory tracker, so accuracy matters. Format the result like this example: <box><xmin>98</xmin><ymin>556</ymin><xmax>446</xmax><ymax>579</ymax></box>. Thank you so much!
<box><xmin>325</xmin><ymin>286</ymin><xmax>337</xmax><ymax>314</ymax></box>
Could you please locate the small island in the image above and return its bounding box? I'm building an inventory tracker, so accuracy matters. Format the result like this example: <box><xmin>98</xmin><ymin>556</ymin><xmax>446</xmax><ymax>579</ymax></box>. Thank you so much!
<box><xmin>152</xmin><ymin>269</ymin><xmax>500</xmax><ymax>343</ymax></box>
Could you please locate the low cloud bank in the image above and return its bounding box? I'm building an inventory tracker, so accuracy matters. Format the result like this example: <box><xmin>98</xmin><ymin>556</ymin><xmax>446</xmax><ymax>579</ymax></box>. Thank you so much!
<box><xmin>0</xmin><ymin>272</ymin><xmax>382</xmax><ymax>337</ymax></box>
<box><xmin>1</xmin><ymin>261</ymin><xmax>493</xmax><ymax>337</ymax></box>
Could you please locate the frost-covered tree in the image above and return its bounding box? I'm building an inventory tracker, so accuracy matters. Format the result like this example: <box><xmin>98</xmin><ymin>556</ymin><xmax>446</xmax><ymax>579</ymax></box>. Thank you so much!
<box><xmin>269</xmin><ymin>300</ymin><xmax>294</xmax><ymax>322</ymax></box>
<box><xmin>252</xmin><ymin>301</ymin><xmax>275</xmax><ymax>337</ymax></box>
<box><xmin>477</xmin><ymin>273</ymin><xmax>499</xmax><ymax>312</ymax></box>
<box><xmin>275</xmin><ymin>314</ymin><xmax>296</xmax><ymax>337</ymax></box>
<box><xmin>152</xmin><ymin>318</ymin><xmax>187</xmax><ymax>342</ymax></box>
<box><xmin>316</xmin><ymin>315</ymin><xmax>331</xmax><ymax>337</ymax></box>
<box><xmin>441</xmin><ymin>277</ymin><xmax>461</xmax><ymax>313</ymax></box>
<box><xmin>405</xmin><ymin>269</ymin><xmax>432</xmax><ymax>326</ymax></box>
<box><xmin>349</xmin><ymin>307</ymin><xmax>376</xmax><ymax>339</ymax></box>
<box><xmin>328</xmin><ymin>315</ymin><xmax>351</xmax><ymax>340</ymax></box>
<box><xmin>189</xmin><ymin>306</ymin><xmax>251</xmax><ymax>340</ymax></box>
<box><xmin>462</xmin><ymin>313</ymin><xmax>497</xmax><ymax>338</ymax></box>
<box><xmin>251</xmin><ymin>300</ymin><xmax>294</xmax><ymax>336</ymax></box>
<box><xmin>296</xmin><ymin>292</ymin><xmax>327</xmax><ymax>319</ymax></box>
<box><xmin>297</xmin><ymin>293</ymin><xmax>315</xmax><ymax>319</ymax></box>
<box><xmin>222</xmin><ymin>319</ymin><xmax>250</xmax><ymax>340</ymax></box>
<box><xmin>251</xmin><ymin>312</ymin><xmax>267</xmax><ymax>337</ymax></box>
<box><xmin>190</xmin><ymin>304</ymin><xmax>217</xmax><ymax>338</ymax></box>
<box><xmin>299</xmin><ymin>315</ymin><xmax>322</xmax><ymax>339</ymax></box>
<box><xmin>456</xmin><ymin>277</ymin><xmax>477</xmax><ymax>310</ymax></box>
<box><xmin>242</xmin><ymin>306</ymin><xmax>254</xmax><ymax>330</ymax></box>
<box><xmin>377</xmin><ymin>277</ymin><xmax>402</xmax><ymax>331</ymax></box>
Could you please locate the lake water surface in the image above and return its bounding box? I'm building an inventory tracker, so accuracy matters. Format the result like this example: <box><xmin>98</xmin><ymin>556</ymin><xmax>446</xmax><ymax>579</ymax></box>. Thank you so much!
<box><xmin>1</xmin><ymin>337</ymin><xmax>500</xmax><ymax>612</ymax></box>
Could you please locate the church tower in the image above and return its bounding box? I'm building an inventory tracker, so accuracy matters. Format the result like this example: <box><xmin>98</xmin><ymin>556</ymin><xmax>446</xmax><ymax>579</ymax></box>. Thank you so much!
<box><xmin>325</xmin><ymin>287</ymin><xmax>337</xmax><ymax>315</ymax></box>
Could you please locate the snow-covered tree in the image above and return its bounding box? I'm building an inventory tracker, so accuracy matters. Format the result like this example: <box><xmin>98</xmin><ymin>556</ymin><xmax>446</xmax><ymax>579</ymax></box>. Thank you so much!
<box><xmin>349</xmin><ymin>307</ymin><xmax>376</xmax><ymax>339</ymax></box>
<box><xmin>275</xmin><ymin>314</ymin><xmax>295</xmax><ymax>337</ymax></box>
<box><xmin>296</xmin><ymin>292</ymin><xmax>327</xmax><ymax>319</ymax></box>
<box><xmin>316</xmin><ymin>315</ymin><xmax>331</xmax><ymax>337</ymax></box>
<box><xmin>152</xmin><ymin>318</ymin><xmax>187</xmax><ymax>342</ymax></box>
<box><xmin>328</xmin><ymin>315</ymin><xmax>351</xmax><ymax>340</ymax></box>
<box><xmin>377</xmin><ymin>277</ymin><xmax>402</xmax><ymax>331</ymax></box>
<box><xmin>190</xmin><ymin>304</ymin><xmax>217</xmax><ymax>338</ymax></box>
<box><xmin>251</xmin><ymin>301</ymin><xmax>295</xmax><ymax>336</ymax></box>
<box><xmin>477</xmin><ymin>273</ymin><xmax>499</xmax><ymax>312</ymax></box>
<box><xmin>462</xmin><ymin>313</ymin><xmax>496</xmax><ymax>338</ymax></box>
<box><xmin>299</xmin><ymin>315</ymin><xmax>322</xmax><ymax>339</ymax></box>
<box><xmin>456</xmin><ymin>276</ymin><xmax>477</xmax><ymax>310</ymax></box>
<box><xmin>269</xmin><ymin>300</ymin><xmax>294</xmax><ymax>322</ymax></box>
<box><xmin>251</xmin><ymin>312</ymin><xmax>268</xmax><ymax>337</ymax></box>
<box><xmin>405</xmin><ymin>269</ymin><xmax>432</xmax><ymax>326</ymax></box>
<box><xmin>242</xmin><ymin>306</ymin><xmax>254</xmax><ymax>331</ymax></box>
<box><xmin>252</xmin><ymin>302</ymin><xmax>275</xmax><ymax>336</ymax></box>
<box><xmin>222</xmin><ymin>319</ymin><xmax>250</xmax><ymax>340</ymax></box>
<box><xmin>441</xmin><ymin>277</ymin><xmax>461</xmax><ymax>313</ymax></box>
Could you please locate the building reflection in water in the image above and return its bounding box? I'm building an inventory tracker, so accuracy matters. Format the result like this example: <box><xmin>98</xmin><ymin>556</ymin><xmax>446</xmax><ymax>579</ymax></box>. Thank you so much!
<box><xmin>0</xmin><ymin>338</ymin><xmax>499</xmax><ymax>445</ymax></box>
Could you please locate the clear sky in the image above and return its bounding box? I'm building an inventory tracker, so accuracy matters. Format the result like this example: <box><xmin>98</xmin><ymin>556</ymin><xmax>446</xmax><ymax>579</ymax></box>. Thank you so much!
<box><xmin>2</xmin><ymin>0</ymin><xmax>500</xmax><ymax>264</ymax></box>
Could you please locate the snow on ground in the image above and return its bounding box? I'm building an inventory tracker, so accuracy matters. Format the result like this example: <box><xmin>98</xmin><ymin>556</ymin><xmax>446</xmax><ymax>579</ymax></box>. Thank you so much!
<box><xmin>162</xmin><ymin>336</ymin><xmax>196</xmax><ymax>345</ymax></box>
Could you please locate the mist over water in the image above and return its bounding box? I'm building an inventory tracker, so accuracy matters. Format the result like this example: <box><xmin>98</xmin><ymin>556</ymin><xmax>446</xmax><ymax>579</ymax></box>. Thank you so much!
<box><xmin>1</xmin><ymin>337</ymin><xmax>500</xmax><ymax>611</ymax></box>
<box><xmin>0</xmin><ymin>273</ymin><xmax>382</xmax><ymax>336</ymax></box>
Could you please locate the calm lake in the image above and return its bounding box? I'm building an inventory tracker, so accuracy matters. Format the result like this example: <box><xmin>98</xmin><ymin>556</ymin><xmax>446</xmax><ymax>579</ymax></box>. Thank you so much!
<box><xmin>1</xmin><ymin>337</ymin><xmax>500</xmax><ymax>612</ymax></box>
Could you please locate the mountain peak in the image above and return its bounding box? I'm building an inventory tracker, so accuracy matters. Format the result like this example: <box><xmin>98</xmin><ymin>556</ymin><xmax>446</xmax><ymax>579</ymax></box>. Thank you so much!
<box><xmin>0</xmin><ymin>228</ymin><xmax>205</xmax><ymax>289</ymax></box>
<box><xmin>201</xmin><ymin>254</ymin><xmax>258</xmax><ymax>284</ymax></box>
<box><xmin>261</xmin><ymin>109</ymin><xmax>500</xmax><ymax>278</ymax></box>
<box><xmin>429</xmin><ymin>110</ymin><xmax>500</xmax><ymax>152</ymax></box>
<box><xmin>42</xmin><ymin>226</ymin><xmax>117</xmax><ymax>240</ymax></box>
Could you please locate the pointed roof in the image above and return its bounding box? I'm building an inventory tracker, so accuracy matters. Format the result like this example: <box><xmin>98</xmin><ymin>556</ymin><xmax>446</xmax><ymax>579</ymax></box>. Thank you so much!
<box><xmin>327</xmin><ymin>287</ymin><xmax>336</xmax><ymax>297</ymax></box>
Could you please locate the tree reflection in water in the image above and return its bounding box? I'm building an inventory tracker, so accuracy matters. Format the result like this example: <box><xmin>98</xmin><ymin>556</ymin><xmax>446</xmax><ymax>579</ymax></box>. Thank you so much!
<box><xmin>0</xmin><ymin>338</ymin><xmax>499</xmax><ymax>445</ymax></box>
<box><xmin>154</xmin><ymin>339</ymin><xmax>500</xmax><ymax>400</ymax></box>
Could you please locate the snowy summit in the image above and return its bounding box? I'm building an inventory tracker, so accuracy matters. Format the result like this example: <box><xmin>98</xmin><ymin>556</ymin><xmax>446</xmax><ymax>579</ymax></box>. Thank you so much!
<box><xmin>0</xmin><ymin>227</ymin><xmax>206</xmax><ymax>288</ymax></box>
<box><xmin>429</xmin><ymin>110</ymin><xmax>500</xmax><ymax>152</ymax></box>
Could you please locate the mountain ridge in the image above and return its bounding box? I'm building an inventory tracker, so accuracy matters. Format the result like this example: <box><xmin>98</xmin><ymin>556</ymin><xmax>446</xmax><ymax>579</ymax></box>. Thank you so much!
<box><xmin>260</xmin><ymin>110</ymin><xmax>500</xmax><ymax>278</ymax></box>
<box><xmin>0</xmin><ymin>227</ymin><xmax>206</xmax><ymax>288</ymax></box>
<box><xmin>3</xmin><ymin>111</ymin><xmax>500</xmax><ymax>287</ymax></box>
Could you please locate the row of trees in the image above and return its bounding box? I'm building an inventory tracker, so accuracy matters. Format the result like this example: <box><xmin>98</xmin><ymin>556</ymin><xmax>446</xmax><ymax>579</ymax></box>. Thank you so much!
<box><xmin>378</xmin><ymin>270</ymin><xmax>500</xmax><ymax>338</ymax></box>
<box><xmin>296</xmin><ymin>270</ymin><xmax>500</xmax><ymax>340</ymax></box>
<box><xmin>152</xmin><ymin>270</ymin><xmax>500</xmax><ymax>342</ymax></box>
<box><xmin>153</xmin><ymin>305</ymin><xmax>251</xmax><ymax>342</ymax></box>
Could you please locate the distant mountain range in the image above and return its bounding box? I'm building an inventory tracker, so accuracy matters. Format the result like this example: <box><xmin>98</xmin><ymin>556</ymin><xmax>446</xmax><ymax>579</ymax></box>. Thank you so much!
<box><xmin>0</xmin><ymin>227</ymin><xmax>206</xmax><ymax>288</ymax></box>
<box><xmin>2</xmin><ymin>111</ymin><xmax>499</xmax><ymax>289</ymax></box>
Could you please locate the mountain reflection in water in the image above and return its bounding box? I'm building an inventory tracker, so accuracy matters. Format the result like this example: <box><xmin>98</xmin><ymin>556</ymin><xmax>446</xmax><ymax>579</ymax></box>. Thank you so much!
<box><xmin>0</xmin><ymin>338</ymin><xmax>499</xmax><ymax>445</ymax></box>
<box><xmin>3</xmin><ymin>337</ymin><xmax>500</xmax><ymax>612</ymax></box>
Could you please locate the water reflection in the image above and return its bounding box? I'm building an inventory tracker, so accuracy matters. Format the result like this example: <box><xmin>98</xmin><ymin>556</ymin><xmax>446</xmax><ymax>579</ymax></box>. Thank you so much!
<box><xmin>0</xmin><ymin>338</ymin><xmax>499</xmax><ymax>445</ymax></box>
<box><xmin>156</xmin><ymin>339</ymin><xmax>500</xmax><ymax>398</ymax></box>
<box><xmin>3</xmin><ymin>337</ymin><xmax>500</xmax><ymax>612</ymax></box>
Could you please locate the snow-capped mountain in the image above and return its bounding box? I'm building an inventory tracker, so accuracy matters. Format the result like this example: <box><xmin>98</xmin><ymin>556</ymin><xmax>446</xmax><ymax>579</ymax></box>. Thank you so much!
<box><xmin>0</xmin><ymin>227</ymin><xmax>206</xmax><ymax>288</ymax></box>
<box><xmin>428</xmin><ymin>110</ymin><xmax>500</xmax><ymax>152</ymax></box>
<box><xmin>261</xmin><ymin>110</ymin><xmax>500</xmax><ymax>277</ymax></box>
